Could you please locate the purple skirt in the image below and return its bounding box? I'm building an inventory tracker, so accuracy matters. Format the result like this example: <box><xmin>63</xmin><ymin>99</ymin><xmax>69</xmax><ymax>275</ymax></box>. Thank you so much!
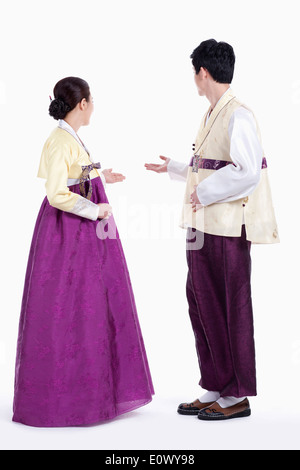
<box><xmin>12</xmin><ymin>176</ymin><xmax>154</xmax><ymax>427</ymax></box>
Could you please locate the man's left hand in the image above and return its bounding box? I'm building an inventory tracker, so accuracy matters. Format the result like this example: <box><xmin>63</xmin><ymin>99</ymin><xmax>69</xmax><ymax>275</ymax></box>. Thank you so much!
<box><xmin>190</xmin><ymin>185</ymin><xmax>203</xmax><ymax>212</ymax></box>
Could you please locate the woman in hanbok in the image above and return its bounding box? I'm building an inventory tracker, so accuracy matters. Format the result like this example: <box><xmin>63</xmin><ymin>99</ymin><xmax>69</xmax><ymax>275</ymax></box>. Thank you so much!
<box><xmin>12</xmin><ymin>76</ymin><xmax>154</xmax><ymax>427</ymax></box>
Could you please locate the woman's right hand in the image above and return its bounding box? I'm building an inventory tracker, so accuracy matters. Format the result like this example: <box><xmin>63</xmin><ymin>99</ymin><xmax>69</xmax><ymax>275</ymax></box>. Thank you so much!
<box><xmin>144</xmin><ymin>156</ymin><xmax>171</xmax><ymax>173</ymax></box>
<box><xmin>97</xmin><ymin>203</ymin><xmax>112</xmax><ymax>219</ymax></box>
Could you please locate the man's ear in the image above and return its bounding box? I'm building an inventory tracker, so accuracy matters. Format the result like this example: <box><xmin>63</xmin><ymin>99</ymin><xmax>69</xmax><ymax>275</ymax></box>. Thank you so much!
<box><xmin>200</xmin><ymin>67</ymin><xmax>208</xmax><ymax>78</ymax></box>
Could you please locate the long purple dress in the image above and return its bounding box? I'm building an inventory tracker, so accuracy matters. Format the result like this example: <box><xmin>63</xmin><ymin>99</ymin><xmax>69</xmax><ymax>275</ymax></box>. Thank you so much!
<box><xmin>12</xmin><ymin>175</ymin><xmax>154</xmax><ymax>427</ymax></box>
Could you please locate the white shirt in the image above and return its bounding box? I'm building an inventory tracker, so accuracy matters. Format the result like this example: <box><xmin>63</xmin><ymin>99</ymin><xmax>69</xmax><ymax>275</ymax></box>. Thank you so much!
<box><xmin>167</xmin><ymin>98</ymin><xmax>263</xmax><ymax>208</ymax></box>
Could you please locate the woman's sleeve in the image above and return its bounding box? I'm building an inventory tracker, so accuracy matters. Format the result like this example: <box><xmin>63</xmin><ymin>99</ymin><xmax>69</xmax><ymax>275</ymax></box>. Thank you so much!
<box><xmin>99</xmin><ymin>171</ymin><xmax>107</xmax><ymax>188</ymax></box>
<box><xmin>44</xmin><ymin>140</ymin><xmax>100</xmax><ymax>221</ymax></box>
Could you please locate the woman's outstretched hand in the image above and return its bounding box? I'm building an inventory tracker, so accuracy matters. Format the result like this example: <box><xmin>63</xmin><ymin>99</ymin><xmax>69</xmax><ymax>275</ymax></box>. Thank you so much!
<box><xmin>144</xmin><ymin>156</ymin><xmax>170</xmax><ymax>173</ymax></box>
<box><xmin>102</xmin><ymin>169</ymin><xmax>126</xmax><ymax>184</ymax></box>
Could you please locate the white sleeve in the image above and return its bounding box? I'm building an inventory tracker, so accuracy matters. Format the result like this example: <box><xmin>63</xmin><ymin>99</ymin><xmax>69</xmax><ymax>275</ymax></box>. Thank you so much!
<box><xmin>69</xmin><ymin>197</ymin><xmax>100</xmax><ymax>220</ymax></box>
<box><xmin>167</xmin><ymin>159</ymin><xmax>189</xmax><ymax>182</ymax></box>
<box><xmin>196</xmin><ymin>107</ymin><xmax>263</xmax><ymax>206</ymax></box>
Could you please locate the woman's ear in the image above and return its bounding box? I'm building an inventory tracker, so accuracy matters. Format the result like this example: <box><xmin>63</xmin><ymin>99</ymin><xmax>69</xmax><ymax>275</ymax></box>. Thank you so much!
<box><xmin>79</xmin><ymin>98</ymin><xmax>88</xmax><ymax>111</ymax></box>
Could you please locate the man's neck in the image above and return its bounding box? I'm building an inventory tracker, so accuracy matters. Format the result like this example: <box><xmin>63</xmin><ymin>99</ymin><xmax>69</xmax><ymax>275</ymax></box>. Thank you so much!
<box><xmin>206</xmin><ymin>84</ymin><xmax>230</xmax><ymax>112</ymax></box>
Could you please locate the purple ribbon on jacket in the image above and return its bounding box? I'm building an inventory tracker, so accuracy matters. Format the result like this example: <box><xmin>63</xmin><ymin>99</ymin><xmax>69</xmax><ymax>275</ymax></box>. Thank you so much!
<box><xmin>189</xmin><ymin>156</ymin><xmax>268</xmax><ymax>172</ymax></box>
<box><xmin>79</xmin><ymin>162</ymin><xmax>101</xmax><ymax>200</ymax></box>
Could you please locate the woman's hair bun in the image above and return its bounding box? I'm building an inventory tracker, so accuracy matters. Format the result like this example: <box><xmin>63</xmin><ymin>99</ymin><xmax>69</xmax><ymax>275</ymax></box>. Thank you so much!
<box><xmin>48</xmin><ymin>98</ymin><xmax>71</xmax><ymax>120</ymax></box>
<box><xmin>49</xmin><ymin>77</ymin><xmax>90</xmax><ymax>120</ymax></box>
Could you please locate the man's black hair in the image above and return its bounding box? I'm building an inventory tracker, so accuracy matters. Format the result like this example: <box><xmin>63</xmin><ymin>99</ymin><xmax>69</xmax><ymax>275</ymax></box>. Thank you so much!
<box><xmin>190</xmin><ymin>39</ymin><xmax>235</xmax><ymax>83</ymax></box>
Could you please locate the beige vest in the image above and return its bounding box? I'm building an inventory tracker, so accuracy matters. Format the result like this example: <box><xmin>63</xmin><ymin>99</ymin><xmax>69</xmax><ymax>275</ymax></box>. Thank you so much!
<box><xmin>179</xmin><ymin>89</ymin><xmax>279</xmax><ymax>244</ymax></box>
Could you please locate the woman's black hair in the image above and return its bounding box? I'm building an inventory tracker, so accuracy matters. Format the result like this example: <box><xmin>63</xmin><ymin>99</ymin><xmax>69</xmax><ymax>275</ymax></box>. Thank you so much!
<box><xmin>190</xmin><ymin>39</ymin><xmax>235</xmax><ymax>84</ymax></box>
<box><xmin>49</xmin><ymin>76</ymin><xmax>91</xmax><ymax>120</ymax></box>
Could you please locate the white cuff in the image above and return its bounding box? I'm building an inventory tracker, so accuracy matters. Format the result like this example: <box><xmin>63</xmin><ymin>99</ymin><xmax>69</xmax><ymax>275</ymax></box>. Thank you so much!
<box><xmin>196</xmin><ymin>186</ymin><xmax>207</xmax><ymax>207</ymax></box>
<box><xmin>69</xmin><ymin>196</ymin><xmax>99</xmax><ymax>221</ymax></box>
<box><xmin>167</xmin><ymin>159</ymin><xmax>189</xmax><ymax>182</ymax></box>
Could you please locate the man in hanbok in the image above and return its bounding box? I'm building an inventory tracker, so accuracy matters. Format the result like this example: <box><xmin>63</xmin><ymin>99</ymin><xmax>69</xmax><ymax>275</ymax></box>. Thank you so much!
<box><xmin>145</xmin><ymin>39</ymin><xmax>279</xmax><ymax>420</ymax></box>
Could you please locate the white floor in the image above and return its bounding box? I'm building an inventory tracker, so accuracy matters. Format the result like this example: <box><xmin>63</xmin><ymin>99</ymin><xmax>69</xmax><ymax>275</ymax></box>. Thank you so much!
<box><xmin>1</xmin><ymin>392</ymin><xmax>300</xmax><ymax>451</ymax></box>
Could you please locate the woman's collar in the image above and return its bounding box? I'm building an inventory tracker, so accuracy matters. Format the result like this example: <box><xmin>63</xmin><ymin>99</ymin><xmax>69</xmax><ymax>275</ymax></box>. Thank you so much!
<box><xmin>57</xmin><ymin>119</ymin><xmax>93</xmax><ymax>160</ymax></box>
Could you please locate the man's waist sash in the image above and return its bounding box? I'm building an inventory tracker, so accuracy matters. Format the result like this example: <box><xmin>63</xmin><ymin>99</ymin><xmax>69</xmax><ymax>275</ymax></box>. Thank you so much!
<box><xmin>189</xmin><ymin>156</ymin><xmax>268</xmax><ymax>172</ymax></box>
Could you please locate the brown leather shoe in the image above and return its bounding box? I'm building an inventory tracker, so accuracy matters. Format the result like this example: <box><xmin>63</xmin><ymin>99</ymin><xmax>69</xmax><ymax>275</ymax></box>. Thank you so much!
<box><xmin>177</xmin><ymin>399</ymin><xmax>215</xmax><ymax>415</ymax></box>
<box><xmin>198</xmin><ymin>398</ymin><xmax>251</xmax><ymax>421</ymax></box>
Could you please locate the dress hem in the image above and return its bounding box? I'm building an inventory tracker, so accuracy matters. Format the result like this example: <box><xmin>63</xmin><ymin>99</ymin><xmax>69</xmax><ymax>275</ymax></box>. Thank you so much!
<box><xmin>12</xmin><ymin>395</ymin><xmax>154</xmax><ymax>428</ymax></box>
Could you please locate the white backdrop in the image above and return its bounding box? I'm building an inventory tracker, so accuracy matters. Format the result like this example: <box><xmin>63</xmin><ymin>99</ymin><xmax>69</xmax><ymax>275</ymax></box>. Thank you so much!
<box><xmin>0</xmin><ymin>0</ymin><xmax>299</xmax><ymax>450</ymax></box>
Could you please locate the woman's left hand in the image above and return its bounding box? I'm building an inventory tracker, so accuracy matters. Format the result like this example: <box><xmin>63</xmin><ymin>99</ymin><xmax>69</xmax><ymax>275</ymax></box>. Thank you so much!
<box><xmin>102</xmin><ymin>169</ymin><xmax>126</xmax><ymax>184</ymax></box>
<box><xmin>190</xmin><ymin>185</ymin><xmax>203</xmax><ymax>212</ymax></box>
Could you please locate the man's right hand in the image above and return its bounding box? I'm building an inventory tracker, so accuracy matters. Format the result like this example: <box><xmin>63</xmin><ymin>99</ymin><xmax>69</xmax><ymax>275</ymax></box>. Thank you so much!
<box><xmin>144</xmin><ymin>156</ymin><xmax>171</xmax><ymax>173</ymax></box>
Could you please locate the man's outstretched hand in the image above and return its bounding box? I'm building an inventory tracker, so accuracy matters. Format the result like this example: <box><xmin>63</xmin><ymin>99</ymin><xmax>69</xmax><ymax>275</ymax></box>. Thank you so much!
<box><xmin>145</xmin><ymin>158</ymin><xmax>203</xmax><ymax>211</ymax></box>
<box><xmin>144</xmin><ymin>156</ymin><xmax>170</xmax><ymax>173</ymax></box>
